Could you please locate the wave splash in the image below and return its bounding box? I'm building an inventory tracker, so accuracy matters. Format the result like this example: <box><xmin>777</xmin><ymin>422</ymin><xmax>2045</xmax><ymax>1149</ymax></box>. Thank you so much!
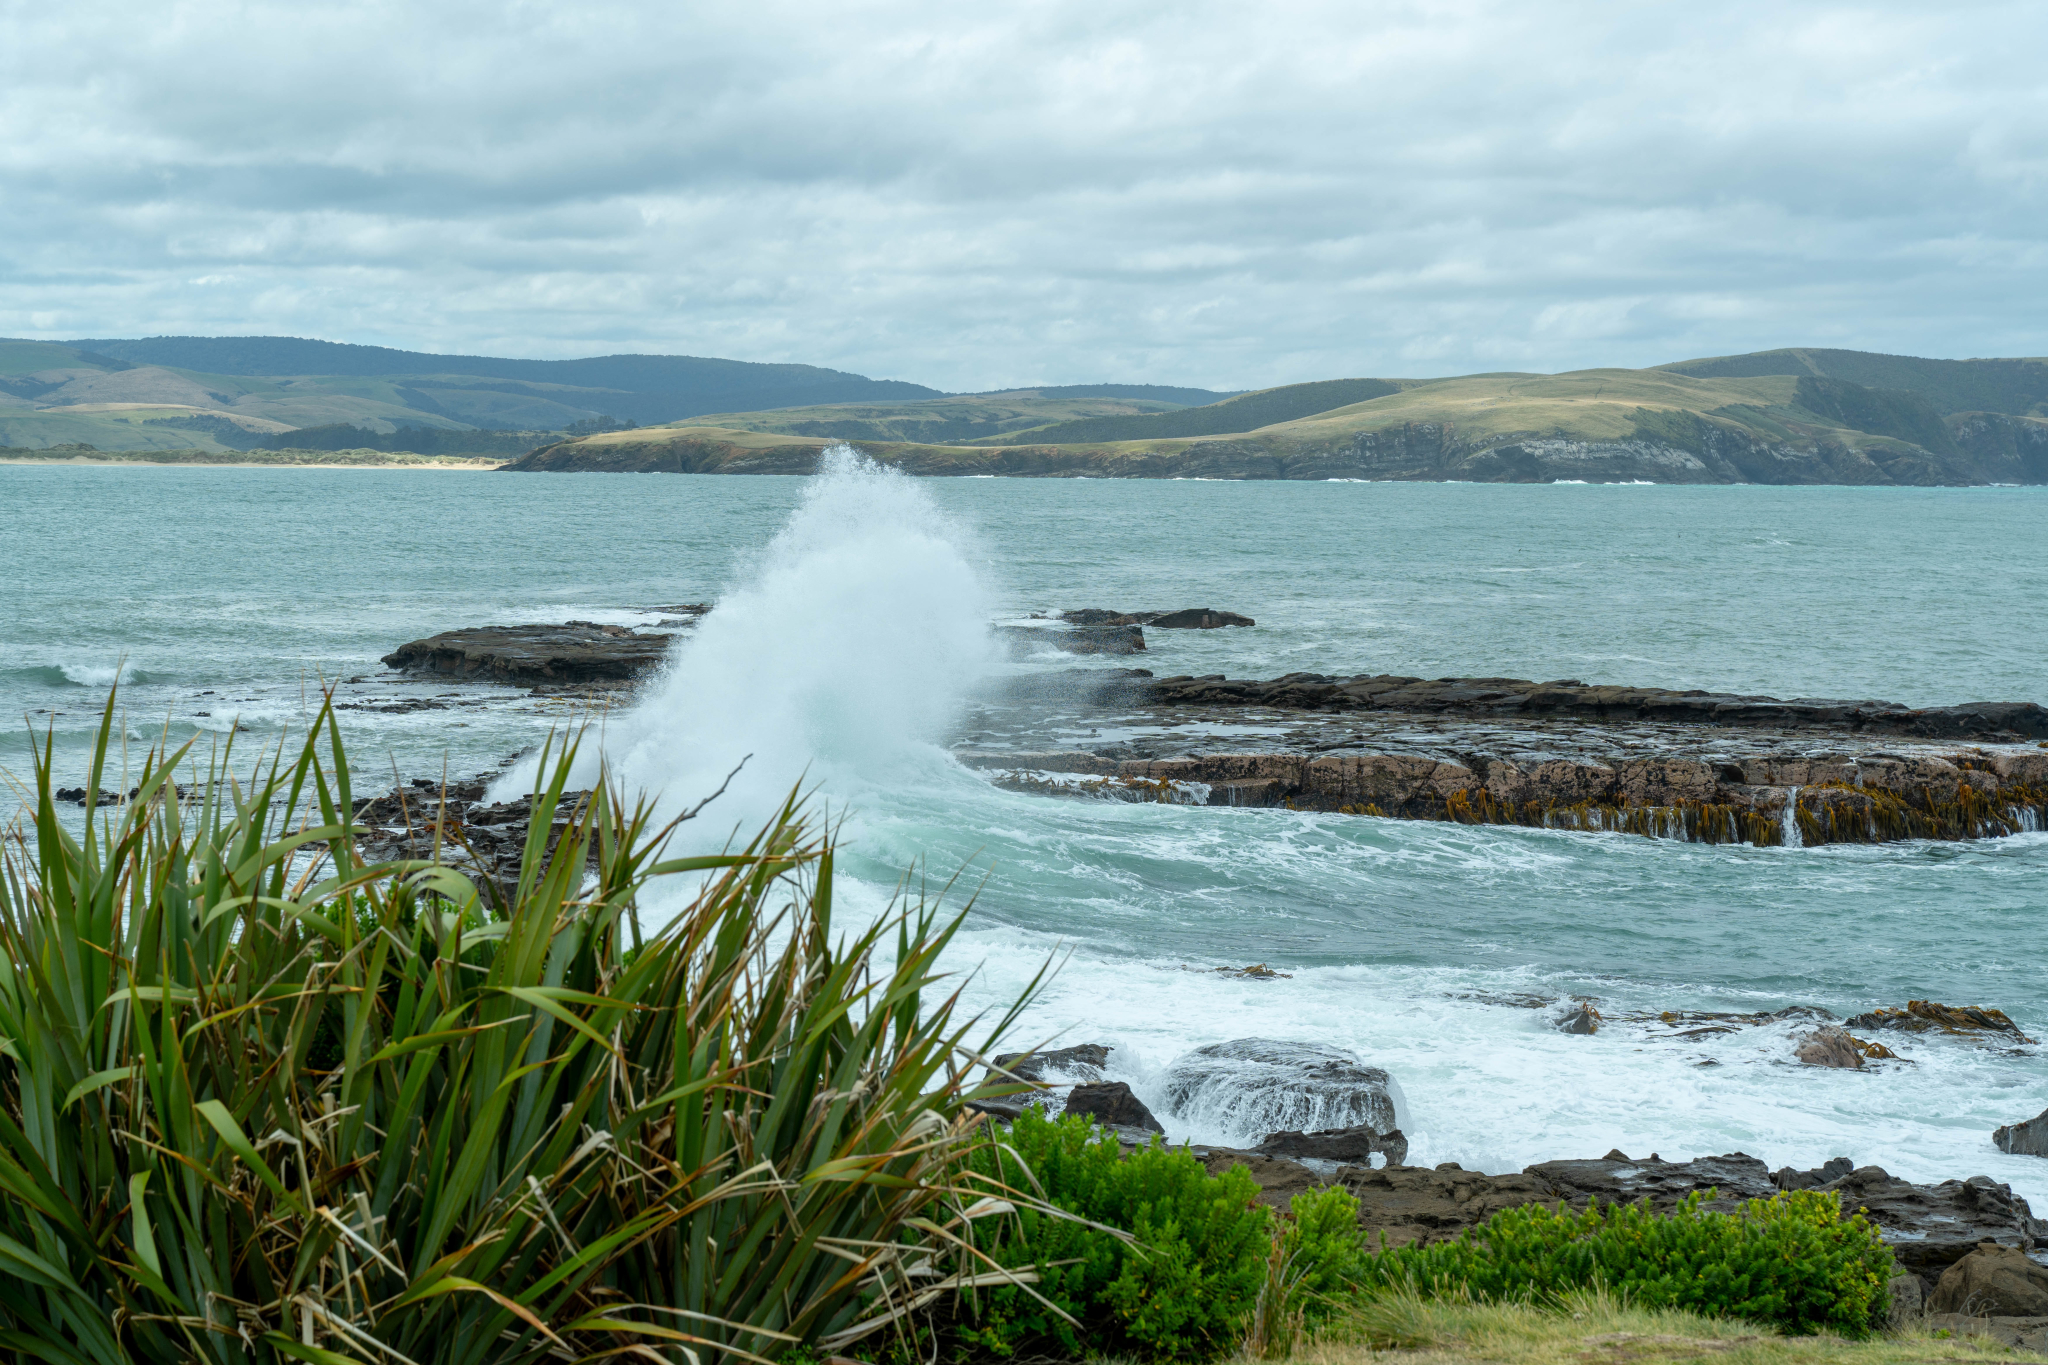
<box><xmin>516</xmin><ymin>446</ymin><xmax>996</xmax><ymax>842</ymax></box>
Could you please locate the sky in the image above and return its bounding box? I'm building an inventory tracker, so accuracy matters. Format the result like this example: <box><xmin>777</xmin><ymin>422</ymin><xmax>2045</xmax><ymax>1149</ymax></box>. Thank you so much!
<box><xmin>3</xmin><ymin>0</ymin><xmax>2045</xmax><ymax>391</ymax></box>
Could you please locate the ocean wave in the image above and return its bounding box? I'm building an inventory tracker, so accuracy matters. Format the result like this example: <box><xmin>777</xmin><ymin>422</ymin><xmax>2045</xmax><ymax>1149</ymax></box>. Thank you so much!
<box><xmin>4</xmin><ymin>663</ymin><xmax>166</xmax><ymax>688</ymax></box>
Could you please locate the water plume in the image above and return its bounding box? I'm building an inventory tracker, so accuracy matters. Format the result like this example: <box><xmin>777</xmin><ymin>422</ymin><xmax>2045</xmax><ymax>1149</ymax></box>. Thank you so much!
<box><xmin>508</xmin><ymin>446</ymin><xmax>996</xmax><ymax>845</ymax></box>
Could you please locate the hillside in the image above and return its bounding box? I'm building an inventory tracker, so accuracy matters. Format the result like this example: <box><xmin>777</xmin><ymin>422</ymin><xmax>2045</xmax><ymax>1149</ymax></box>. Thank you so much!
<box><xmin>1657</xmin><ymin>347</ymin><xmax>2048</xmax><ymax>417</ymax></box>
<box><xmin>673</xmin><ymin>390</ymin><xmax>1210</xmax><ymax>444</ymax></box>
<box><xmin>504</xmin><ymin>363</ymin><xmax>2048</xmax><ymax>485</ymax></box>
<box><xmin>955</xmin><ymin>377</ymin><xmax>1406</xmax><ymax>445</ymax></box>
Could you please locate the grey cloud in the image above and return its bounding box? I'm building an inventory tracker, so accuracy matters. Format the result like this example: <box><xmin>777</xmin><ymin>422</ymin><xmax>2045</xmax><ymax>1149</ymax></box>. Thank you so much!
<box><xmin>3</xmin><ymin>0</ymin><xmax>2046</xmax><ymax>389</ymax></box>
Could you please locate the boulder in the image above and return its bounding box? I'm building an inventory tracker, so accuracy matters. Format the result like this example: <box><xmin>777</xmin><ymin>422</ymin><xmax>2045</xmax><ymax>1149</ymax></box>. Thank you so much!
<box><xmin>1159</xmin><ymin>1038</ymin><xmax>1405</xmax><ymax>1139</ymax></box>
<box><xmin>1928</xmin><ymin>1243</ymin><xmax>2048</xmax><ymax>1317</ymax></box>
<box><xmin>1555</xmin><ymin>1002</ymin><xmax>1601</xmax><ymax>1035</ymax></box>
<box><xmin>1063</xmin><ymin>1081</ymin><xmax>1164</xmax><ymax>1134</ymax></box>
<box><xmin>990</xmin><ymin>1043</ymin><xmax>1112</xmax><ymax>1084</ymax></box>
<box><xmin>1795</xmin><ymin>1026</ymin><xmax>1866</xmax><ymax>1069</ymax></box>
<box><xmin>1773</xmin><ymin>1156</ymin><xmax>1856</xmax><ymax>1190</ymax></box>
<box><xmin>998</xmin><ymin>623</ymin><xmax>1145</xmax><ymax>656</ymax></box>
<box><xmin>1844</xmin><ymin>1000</ymin><xmax>2037</xmax><ymax>1044</ymax></box>
<box><xmin>1255</xmin><ymin>1124</ymin><xmax>1409</xmax><ymax>1168</ymax></box>
<box><xmin>1996</xmin><ymin>1108</ymin><xmax>2048</xmax><ymax>1157</ymax></box>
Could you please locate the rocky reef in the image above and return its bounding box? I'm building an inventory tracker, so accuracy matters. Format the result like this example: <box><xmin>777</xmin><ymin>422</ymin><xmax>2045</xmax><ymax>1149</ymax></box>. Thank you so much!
<box><xmin>960</xmin><ymin>669</ymin><xmax>2048</xmax><ymax>847</ymax></box>
<box><xmin>381</xmin><ymin>613</ymin><xmax>704</xmax><ymax>686</ymax></box>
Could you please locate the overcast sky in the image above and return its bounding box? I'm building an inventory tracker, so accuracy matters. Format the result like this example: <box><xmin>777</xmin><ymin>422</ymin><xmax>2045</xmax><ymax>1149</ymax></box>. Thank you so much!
<box><xmin>3</xmin><ymin>0</ymin><xmax>2044</xmax><ymax>391</ymax></box>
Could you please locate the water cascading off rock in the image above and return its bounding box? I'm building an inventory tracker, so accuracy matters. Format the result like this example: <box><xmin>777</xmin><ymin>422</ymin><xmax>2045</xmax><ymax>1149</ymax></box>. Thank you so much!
<box><xmin>1159</xmin><ymin>1038</ymin><xmax>1408</xmax><ymax>1143</ymax></box>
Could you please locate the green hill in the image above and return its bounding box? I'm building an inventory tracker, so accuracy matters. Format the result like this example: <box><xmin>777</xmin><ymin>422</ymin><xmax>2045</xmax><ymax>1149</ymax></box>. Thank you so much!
<box><xmin>669</xmin><ymin>390</ymin><xmax>1206</xmax><ymax>444</ymax></box>
<box><xmin>507</xmin><ymin>362</ymin><xmax>2048</xmax><ymax>486</ymax></box>
<box><xmin>1656</xmin><ymin>347</ymin><xmax>2048</xmax><ymax>417</ymax></box>
<box><xmin>961</xmin><ymin>377</ymin><xmax>1405</xmax><ymax>445</ymax></box>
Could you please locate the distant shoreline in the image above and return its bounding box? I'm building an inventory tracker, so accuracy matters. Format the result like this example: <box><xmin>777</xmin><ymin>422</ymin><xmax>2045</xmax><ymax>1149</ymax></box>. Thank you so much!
<box><xmin>0</xmin><ymin>455</ymin><xmax>505</xmax><ymax>470</ymax></box>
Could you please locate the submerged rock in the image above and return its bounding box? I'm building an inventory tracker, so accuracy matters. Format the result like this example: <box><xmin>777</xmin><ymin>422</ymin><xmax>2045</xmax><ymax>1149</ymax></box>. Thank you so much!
<box><xmin>1064</xmin><ymin>1081</ymin><xmax>1163</xmax><ymax>1134</ymax></box>
<box><xmin>1996</xmin><ymin>1108</ymin><xmax>2048</xmax><ymax>1157</ymax></box>
<box><xmin>1159</xmin><ymin>1038</ymin><xmax>1405</xmax><ymax>1139</ymax></box>
<box><xmin>1928</xmin><ymin>1244</ymin><xmax>2048</xmax><ymax>1317</ymax></box>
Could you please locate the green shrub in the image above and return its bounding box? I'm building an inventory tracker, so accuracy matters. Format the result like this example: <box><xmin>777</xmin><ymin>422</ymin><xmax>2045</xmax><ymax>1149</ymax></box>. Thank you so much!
<box><xmin>945</xmin><ymin>1108</ymin><xmax>1271</xmax><ymax>1361</ymax></box>
<box><xmin>1284</xmin><ymin>1183</ymin><xmax>1371</xmax><ymax>1326</ymax></box>
<box><xmin>0</xmin><ymin>693</ymin><xmax>1039</xmax><ymax>1364</ymax></box>
<box><xmin>1355</xmin><ymin>1189</ymin><xmax>1895</xmax><ymax>1337</ymax></box>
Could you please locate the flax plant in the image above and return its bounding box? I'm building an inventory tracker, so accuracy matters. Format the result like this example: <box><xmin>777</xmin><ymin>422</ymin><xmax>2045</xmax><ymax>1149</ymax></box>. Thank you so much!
<box><xmin>0</xmin><ymin>693</ymin><xmax>1044</xmax><ymax>1364</ymax></box>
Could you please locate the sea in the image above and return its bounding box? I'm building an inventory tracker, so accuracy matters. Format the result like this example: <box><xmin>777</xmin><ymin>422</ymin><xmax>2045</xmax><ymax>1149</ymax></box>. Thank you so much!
<box><xmin>4</xmin><ymin>452</ymin><xmax>2045</xmax><ymax>1206</ymax></box>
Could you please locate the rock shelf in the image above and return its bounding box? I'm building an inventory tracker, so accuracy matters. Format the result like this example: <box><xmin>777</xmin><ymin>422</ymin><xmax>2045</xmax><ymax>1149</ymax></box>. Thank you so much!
<box><xmin>958</xmin><ymin>670</ymin><xmax>2048</xmax><ymax>846</ymax></box>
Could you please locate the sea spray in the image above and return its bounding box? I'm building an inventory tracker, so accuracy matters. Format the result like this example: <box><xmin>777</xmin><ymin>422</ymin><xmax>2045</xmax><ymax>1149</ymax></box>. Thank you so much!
<box><xmin>501</xmin><ymin>446</ymin><xmax>998</xmax><ymax>848</ymax></box>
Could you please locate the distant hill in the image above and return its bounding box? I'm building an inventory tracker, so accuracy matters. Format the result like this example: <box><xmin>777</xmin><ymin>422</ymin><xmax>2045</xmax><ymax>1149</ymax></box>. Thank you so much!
<box><xmin>671</xmin><ymin>390</ymin><xmax>1212</xmax><ymax>445</ymax></box>
<box><xmin>61</xmin><ymin>336</ymin><xmax>944</xmax><ymax>427</ymax></box>
<box><xmin>509</xmin><ymin>362</ymin><xmax>2048</xmax><ymax>486</ymax></box>
<box><xmin>962</xmin><ymin>378</ymin><xmax>1406</xmax><ymax>445</ymax></box>
<box><xmin>1656</xmin><ymin>348</ymin><xmax>2048</xmax><ymax>418</ymax></box>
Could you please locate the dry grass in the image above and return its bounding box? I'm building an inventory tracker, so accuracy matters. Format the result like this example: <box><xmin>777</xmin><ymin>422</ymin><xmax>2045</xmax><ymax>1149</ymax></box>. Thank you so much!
<box><xmin>1287</xmin><ymin>1293</ymin><xmax>2022</xmax><ymax>1365</ymax></box>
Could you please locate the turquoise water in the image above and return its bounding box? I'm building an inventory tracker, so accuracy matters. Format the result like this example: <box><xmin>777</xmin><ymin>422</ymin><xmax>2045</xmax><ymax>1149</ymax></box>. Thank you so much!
<box><xmin>4</xmin><ymin>461</ymin><xmax>2046</xmax><ymax>1200</ymax></box>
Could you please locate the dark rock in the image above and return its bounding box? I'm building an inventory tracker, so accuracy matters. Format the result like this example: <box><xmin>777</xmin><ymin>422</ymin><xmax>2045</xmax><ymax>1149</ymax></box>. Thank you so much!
<box><xmin>1160</xmin><ymin>1038</ymin><xmax>1404</xmax><ymax>1138</ymax></box>
<box><xmin>1141</xmin><ymin>671</ymin><xmax>2048</xmax><ymax>740</ymax></box>
<box><xmin>1255</xmin><ymin>1124</ymin><xmax>1409</xmax><ymax>1168</ymax></box>
<box><xmin>990</xmin><ymin>1043</ymin><xmax>1111</xmax><ymax>1084</ymax></box>
<box><xmin>1147</xmin><ymin>608</ymin><xmax>1255</xmax><ymax>629</ymax></box>
<box><xmin>997</xmin><ymin>623</ymin><xmax>1146</xmax><ymax>656</ymax></box>
<box><xmin>382</xmin><ymin>621</ymin><xmax>676</xmax><ymax>685</ymax></box>
<box><xmin>1824</xmin><ymin>1167</ymin><xmax>2048</xmax><ymax>1286</ymax></box>
<box><xmin>1846</xmin><ymin>1000</ymin><xmax>2038</xmax><ymax>1044</ymax></box>
<box><xmin>1795</xmin><ymin>1026</ymin><xmax>1866</xmax><ymax>1069</ymax></box>
<box><xmin>1996</xmin><ymin>1108</ymin><xmax>2048</xmax><ymax>1157</ymax></box>
<box><xmin>1060</xmin><ymin>607</ymin><xmax>1254</xmax><ymax>629</ymax></box>
<box><xmin>1890</xmin><ymin>1271</ymin><xmax>1924</xmax><ymax>1323</ymax></box>
<box><xmin>345</xmin><ymin>779</ymin><xmax>594</xmax><ymax>906</ymax></box>
<box><xmin>1556</xmin><ymin>1002</ymin><xmax>1601</xmax><ymax>1035</ymax></box>
<box><xmin>1929</xmin><ymin>1244</ymin><xmax>2048</xmax><ymax>1317</ymax></box>
<box><xmin>1773</xmin><ymin>1156</ymin><xmax>1857</xmax><ymax>1190</ymax></box>
<box><xmin>1063</xmin><ymin>1081</ymin><xmax>1163</xmax><ymax>1134</ymax></box>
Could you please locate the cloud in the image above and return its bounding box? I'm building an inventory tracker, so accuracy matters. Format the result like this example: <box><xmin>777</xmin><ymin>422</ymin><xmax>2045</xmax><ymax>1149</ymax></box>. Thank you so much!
<box><xmin>2</xmin><ymin>0</ymin><xmax>2044</xmax><ymax>389</ymax></box>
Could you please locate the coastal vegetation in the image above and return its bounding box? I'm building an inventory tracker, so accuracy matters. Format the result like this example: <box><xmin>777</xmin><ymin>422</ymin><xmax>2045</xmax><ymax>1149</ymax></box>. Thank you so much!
<box><xmin>0</xmin><ymin>697</ymin><xmax>1978</xmax><ymax>1364</ymax></box>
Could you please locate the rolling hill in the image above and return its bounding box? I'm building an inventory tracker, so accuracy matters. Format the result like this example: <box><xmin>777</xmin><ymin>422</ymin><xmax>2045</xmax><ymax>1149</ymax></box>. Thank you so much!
<box><xmin>0</xmin><ymin>337</ymin><xmax>1233</xmax><ymax>455</ymax></box>
<box><xmin>506</xmin><ymin>357</ymin><xmax>2048</xmax><ymax>486</ymax></box>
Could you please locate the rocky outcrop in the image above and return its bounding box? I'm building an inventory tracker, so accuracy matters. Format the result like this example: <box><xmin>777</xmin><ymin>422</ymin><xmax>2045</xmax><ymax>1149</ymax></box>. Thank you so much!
<box><xmin>1064</xmin><ymin>1081</ymin><xmax>1163</xmax><ymax>1134</ymax></box>
<box><xmin>1140</xmin><ymin>672</ymin><xmax>2048</xmax><ymax>741</ymax></box>
<box><xmin>382</xmin><ymin>618</ymin><xmax>701</xmax><ymax>685</ymax></box>
<box><xmin>1997</xmin><ymin>1109</ymin><xmax>2048</xmax><ymax>1157</ymax></box>
<box><xmin>1929</xmin><ymin>1244</ymin><xmax>2048</xmax><ymax>1317</ymax></box>
<box><xmin>963</xmin><ymin>744</ymin><xmax>2048</xmax><ymax>847</ymax></box>
<box><xmin>1160</xmin><ymin>1038</ymin><xmax>1405</xmax><ymax>1140</ymax></box>
<box><xmin>1195</xmin><ymin>1148</ymin><xmax>2048</xmax><ymax>1288</ymax></box>
<box><xmin>1062</xmin><ymin>607</ymin><xmax>1255</xmax><ymax>629</ymax></box>
<box><xmin>346</xmin><ymin>779</ymin><xmax>594</xmax><ymax>905</ymax></box>
<box><xmin>1254</xmin><ymin>1124</ymin><xmax>1410</xmax><ymax>1169</ymax></box>
<box><xmin>1847</xmin><ymin>1001</ymin><xmax>2039</xmax><ymax>1044</ymax></box>
<box><xmin>992</xmin><ymin>1043</ymin><xmax>1113</xmax><ymax>1083</ymax></box>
